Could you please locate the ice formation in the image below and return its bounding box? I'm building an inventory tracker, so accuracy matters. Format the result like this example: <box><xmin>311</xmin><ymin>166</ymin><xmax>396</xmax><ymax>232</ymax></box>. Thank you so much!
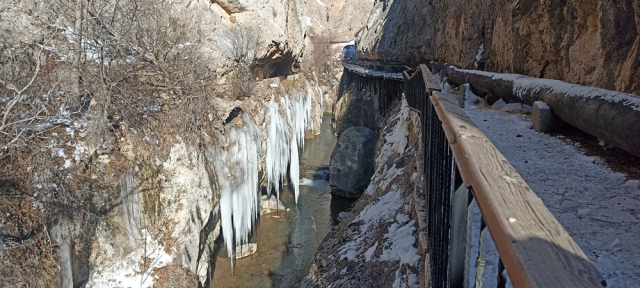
<box><xmin>265</xmin><ymin>99</ymin><xmax>290</xmax><ymax>199</ymax></box>
<box><xmin>265</xmin><ymin>87</ymin><xmax>313</xmax><ymax>203</ymax></box>
<box><xmin>216</xmin><ymin>85</ymin><xmax>315</xmax><ymax>264</ymax></box>
<box><xmin>211</xmin><ymin>111</ymin><xmax>261</xmax><ymax>265</ymax></box>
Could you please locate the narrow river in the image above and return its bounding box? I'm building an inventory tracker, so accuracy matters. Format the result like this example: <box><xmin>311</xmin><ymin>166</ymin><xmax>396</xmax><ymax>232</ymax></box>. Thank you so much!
<box><xmin>210</xmin><ymin>114</ymin><xmax>354</xmax><ymax>288</ymax></box>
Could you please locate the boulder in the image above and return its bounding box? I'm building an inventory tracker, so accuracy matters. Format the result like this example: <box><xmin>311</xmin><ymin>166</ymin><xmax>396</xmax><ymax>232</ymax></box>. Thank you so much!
<box><xmin>532</xmin><ymin>101</ymin><xmax>558</xmax><ymax>133</ymax></box>
<box><xmin>234</xmin><ymin>243</ymin><xmax>257</xmax><ymax>259</ymax></box>
<box><xmin>330</xmin><ymin>127</ymin><xmax>377</xmax><ymax>198</ymax></box>
<box><xmin>261</xmin><ymin>195</ymin><xmax>287</xmax><ymax>216</ymax></box>
<box><xmin>333</xmin><ymin>84</ymin><xmax>379</xmax><ymax>137</ymax></box>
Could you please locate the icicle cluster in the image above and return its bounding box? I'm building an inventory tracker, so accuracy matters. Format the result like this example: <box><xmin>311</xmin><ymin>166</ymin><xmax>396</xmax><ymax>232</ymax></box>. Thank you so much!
<box><xmin>265</xmin><ymin>99</ymin><xmax>290</xmax><ymax>200</ymax></box>
<box><xmin>210</xmin><ymin>112</ymin><xmax>261</xmax><ymax>265</ymax></box>
<box><xmin>266</xmin><ymin>88</ymin><xmax>313</xmax><ymax>203</ymax></box>
<box><xmin>214</xmin><ymin>85</ymin><xmax>316</xmax><ymax>265</ymax></box>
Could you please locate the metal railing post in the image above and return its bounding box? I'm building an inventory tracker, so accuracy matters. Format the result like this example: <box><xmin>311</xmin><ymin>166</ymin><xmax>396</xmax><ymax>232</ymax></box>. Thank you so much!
<box><xmin>449</xmin><ymin>164</ymin><xmax>472</xmax><ymax>288</ymax></box>
<box><xmin>474</xmin><ymin>218</ymin><xmax>488</xmax><ymax>288</ymax></box>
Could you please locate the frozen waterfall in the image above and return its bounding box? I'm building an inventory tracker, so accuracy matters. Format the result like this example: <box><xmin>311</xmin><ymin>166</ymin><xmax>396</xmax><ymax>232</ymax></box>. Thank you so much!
<box><xmin>214</xmin><ymin>84</ymin><xmax>317</xmax><ymax>265</ymax></box>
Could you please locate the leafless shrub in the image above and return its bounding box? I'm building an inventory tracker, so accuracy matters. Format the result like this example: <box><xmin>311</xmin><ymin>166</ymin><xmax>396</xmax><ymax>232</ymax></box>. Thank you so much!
<box><xmin>306</xmin><ymin>34</ymin><xmax>334</xmax><ymax>76</ymax></box>
<box><xmin>1</xmin><ymin>0</ymin><xmax>219</xmax><ymax>286</ymax></box>
<box><xmin>0</xmin><ymin>193</ymin><xmax>58</xmax><ymax>288</ymax></box>
<box><xmin>221</xmin><ymin>25</ymin><xmax>261</xmax><ymax>99</ymax></box>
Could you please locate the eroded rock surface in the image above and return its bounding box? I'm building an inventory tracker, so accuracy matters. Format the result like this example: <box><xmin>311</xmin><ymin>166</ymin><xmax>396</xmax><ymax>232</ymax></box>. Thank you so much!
<box><xmin>357</xmin><ymin>0</ymin><xmax>640</xmax><ymax>95</ymax></box>
<box><xmin>304</xmin><ymin>98</ymin><xmax>424</xmax><ymax>288</ymax></box>
<box><xmin>330</xmin><ymin>127</ymin><xmax>377</xmax><ymax>198</ymax></box>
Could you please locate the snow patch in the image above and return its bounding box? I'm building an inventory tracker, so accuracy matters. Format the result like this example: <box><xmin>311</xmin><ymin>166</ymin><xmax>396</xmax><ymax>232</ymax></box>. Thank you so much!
<box><xmin>380</xmin><ymin>214</ymin><xmax>420</xmax><ymax>267</ymax></box>
<box><xmin>88</xmin><ymin>229</ymin><xmax>173</xmax><ymax>288</ymax></box>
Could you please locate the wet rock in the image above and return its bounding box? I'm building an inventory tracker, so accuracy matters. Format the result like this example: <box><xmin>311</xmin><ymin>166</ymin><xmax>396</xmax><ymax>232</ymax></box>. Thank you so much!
<box><xmin>337</xmin><ymin>212</ymin><xmax>350</xmax><ymax>222</ymax></box>
<box><xmin>235</xmin><ymin>243</ymin><xmax>257</xmax><ymax>259</ymax></box>
<box><xmin>330</xmin><ymin>127</ymin><xmax>377</xmax><ymax>199</ymax></box>
<box><xmin>261</xmin><ymin>195</ymin><xmax>287</xmax><ymax>216</ymax></box>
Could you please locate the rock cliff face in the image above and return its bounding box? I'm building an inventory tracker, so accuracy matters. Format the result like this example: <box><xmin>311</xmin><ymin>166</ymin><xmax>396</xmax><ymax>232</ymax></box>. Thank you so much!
<box><xmin>84</xmin><ymin>75</ymin><xmax>324</xmax><ymax>287</ymax></box>
<box><xmin>356</xmin><ymin>0</ymin><xmax>640</xmax><ymax>95</ymax></box>
<box><xmin>305</xmin><ymin>0</ymin><xmax>374</xmax><ymax>43</ymax></box>
<box><xmin>303</xmin><ymin>98</ymin><xmax>424</xmax><ymax>288</ymax></box>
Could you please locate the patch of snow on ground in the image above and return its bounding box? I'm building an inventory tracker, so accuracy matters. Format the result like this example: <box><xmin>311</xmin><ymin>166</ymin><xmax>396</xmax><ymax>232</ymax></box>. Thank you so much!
<box><xmin>392</xmin><ymin>269</ymin><xmax>418</xmax><ymax>288</ymax></box>
<box><xmin>462</xmin><ymin>85</ymin><xmax>640</xmax><ymax>287</ymax></box>
<box><xmin>380</xmin><ymin>214</ymin><xmax>420</xmax><ymax>266</ymax></box>
<box><xmin>88</xmin><ymin>229</ymin><xmax>173</xmax><ymax>288</ymax></box>
<box><xmin>376</xmin><ymin>98</ymin><xmax>412</xmax><ymax>166</ymax></box>
<box><xmin>315</xmin><ymin>0</ymin><xmax>326</xmax><ymax>7</ymax></box>
<box><xmin>365</xmin><ymin>241</ymin><xmax>378</xmax><ymax>261</ymax></box>
<box><xmin>338</xmin><ymin>191</ymin><xmax>403</xmax><ymax>261</ymax></box>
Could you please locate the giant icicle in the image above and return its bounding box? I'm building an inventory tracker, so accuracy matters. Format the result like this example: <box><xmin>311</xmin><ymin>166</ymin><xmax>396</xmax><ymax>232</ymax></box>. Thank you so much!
<box><xmin>287</xmin><ymin>88</ymin><xmax>313</xmax><ymax>202</ymax></box>
<box><xmin>265</xmin><ymin>99</ymin><xmax>290</xmax><ymax>199</ymax></box>
<box><xmin>217</xmin><ymin>85</ymin><xmax>316</xmax><ymax>265</ymax></box>
<box><xmin>211</xmin><ymin>112</ymin><xmax>261</xmax><ymax>265</ymax></box>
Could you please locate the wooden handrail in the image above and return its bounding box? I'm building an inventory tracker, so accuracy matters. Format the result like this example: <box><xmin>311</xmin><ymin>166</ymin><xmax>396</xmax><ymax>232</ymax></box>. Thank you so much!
<box><xmin>341</xmin><ymin>60</ymin><xmax>606</xmax><ymax>288</ymax></box>
<box><xmin>419</xmin><ymin>64</ymin><xmax>441</xmax><ymax>93</ymax></box>
<box><xmin>430</xmin><ymin>90</ymin><xmax>605</xmax><ymax>288</ymax></box>
<box><xmin>403</xmin><ymin>68</ymin><xmax>421</xmax><ymax>81</ymax></box>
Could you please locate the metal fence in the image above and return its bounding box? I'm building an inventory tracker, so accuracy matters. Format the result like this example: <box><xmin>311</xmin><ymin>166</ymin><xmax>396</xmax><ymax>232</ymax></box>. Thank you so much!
<box><xmin>343</xmin><ymin>61</ymin><xmax>606</xmax><ymax>288</ymax></box>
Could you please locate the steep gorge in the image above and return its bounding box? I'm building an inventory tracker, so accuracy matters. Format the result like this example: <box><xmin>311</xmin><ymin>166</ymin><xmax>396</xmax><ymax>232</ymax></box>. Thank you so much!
<box><xmin>0</xmin><ymin>0</ymin><xmax>376</xmax><ymax>287</ymax></box>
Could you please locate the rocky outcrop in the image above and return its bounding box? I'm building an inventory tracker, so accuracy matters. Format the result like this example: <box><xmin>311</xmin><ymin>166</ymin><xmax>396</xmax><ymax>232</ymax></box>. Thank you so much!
<box><xmin>329</xmin><ymin>127</ymin><xmax>377</xmax><ymax>198</ymax></box>
<box><xmin>356</xmin><ymin>0</ymin><xmax>640</xmax><ymax>96</ymax></box>
<box><xmin>334</xmin><ymin>84</ymin><xmax>380</xmax><ymax>137</ymax></box>
<box><xmin>331</xmin><ymin>90</ymin><xmax>354</xmax><ymax>131</ymax></box>
<box><xmin>305</xmin><ymin>0</ymin><xmax>373</xmax><ymax>43</ymax></box>
<box><xmin>304</xmin><ymin>98</ymin><xmax>424</xmax><ymax>288</ymax></box>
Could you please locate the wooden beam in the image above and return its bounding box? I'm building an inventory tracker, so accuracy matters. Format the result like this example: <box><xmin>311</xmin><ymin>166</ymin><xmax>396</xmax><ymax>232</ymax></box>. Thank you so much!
<box><xmin>420</xmin><ymin>64</ymin><xmax>442</xmax><ymax>93</ymax></box>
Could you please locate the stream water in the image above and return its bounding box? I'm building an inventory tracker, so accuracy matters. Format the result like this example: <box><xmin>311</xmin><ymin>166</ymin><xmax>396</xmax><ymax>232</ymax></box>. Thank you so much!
<box><xmin>210</xmin><ymin>114</ymin><xmax>354</xmax><ymax>288</ymax></box>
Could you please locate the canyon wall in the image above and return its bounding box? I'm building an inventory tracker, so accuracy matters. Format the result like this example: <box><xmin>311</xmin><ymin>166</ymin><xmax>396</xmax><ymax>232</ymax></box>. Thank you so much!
<box><xmin>0</xmin><ymin>0</ymin><xmax>350</xmax><ymax>286</ymax></box>
<box><xmin>356</xmin><ymin>0</ymin><xmax>640</xmax><ymax>95</ymax></box>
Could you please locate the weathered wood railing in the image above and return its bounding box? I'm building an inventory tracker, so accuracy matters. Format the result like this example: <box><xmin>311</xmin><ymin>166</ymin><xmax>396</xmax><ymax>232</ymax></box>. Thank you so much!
<box><xmin>343</xmin><ymin>62</ymin><xmax>606</xmax><ymax>288</ymax></box>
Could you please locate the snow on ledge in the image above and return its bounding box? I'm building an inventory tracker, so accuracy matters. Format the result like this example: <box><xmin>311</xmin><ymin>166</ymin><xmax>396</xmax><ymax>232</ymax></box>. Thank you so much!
<box><xmin>448</xmin><ymin>65</ymin><xmax>640</xmax><ymax>112</ymax></box>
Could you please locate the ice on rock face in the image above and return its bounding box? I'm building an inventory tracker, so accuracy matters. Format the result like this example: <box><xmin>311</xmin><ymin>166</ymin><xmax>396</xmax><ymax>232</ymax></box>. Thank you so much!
<box><xmin>290</xmin><ymin>135</ymin><xmax>300</xmax><ymax>202</ymax></box>
<box><xmin>267</xmin><ymin>88</ymin><xmax>313</xmax><ymax>203</ymax></box>
<box><xmin>211</xmin><ymin>111</ymin><xmax>261</xmax><ymax>265</ymax></box>
<box><xmin>266</xmin><ymin>100</ymin><xmax>290</xmax><ymax>199</ymax></box>
<box><xmin>215</xmin><ymin>87</ymin><xmax>316</xmax><ymax>265</ymax></box>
